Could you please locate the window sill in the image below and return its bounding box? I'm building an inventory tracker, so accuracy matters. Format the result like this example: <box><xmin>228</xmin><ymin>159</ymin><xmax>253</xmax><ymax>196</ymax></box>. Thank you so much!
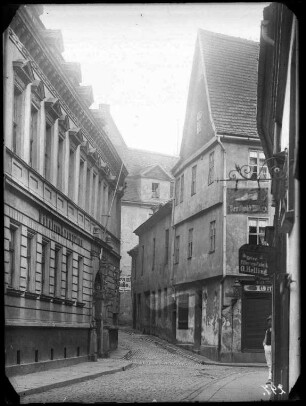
<box><xmin>6</xmin><ymin>287</ymin><xmax>23</xmax><ymax>297</ymax></box>
<box><xmin>24</xmin><ymin>291</ymin><xmax>39</xmax><ymax>300</ymax></box>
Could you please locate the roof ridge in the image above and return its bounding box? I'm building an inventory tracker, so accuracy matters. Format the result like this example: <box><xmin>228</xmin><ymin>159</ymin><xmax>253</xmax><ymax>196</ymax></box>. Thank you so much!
<box><xmin>198</xmin><ymin>28</ymin><xmax>259</xmax><ymax>45</ymax></box>
<box><xmin>127</xmin><ymin>147</ymin><xmax>179</xmax><ymax>158</ymax></box>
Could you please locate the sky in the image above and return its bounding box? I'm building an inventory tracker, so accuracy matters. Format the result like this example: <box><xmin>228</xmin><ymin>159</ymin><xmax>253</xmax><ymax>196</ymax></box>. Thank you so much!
<box><xmin>40</xmin><ymin>3</ymin><xmax>270</xmax><ymax>156</ymax></box>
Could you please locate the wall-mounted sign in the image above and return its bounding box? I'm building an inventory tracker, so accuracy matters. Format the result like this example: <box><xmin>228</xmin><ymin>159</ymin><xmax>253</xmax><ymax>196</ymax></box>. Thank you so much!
<box><xmin>239</xmin><ymin>244</ymin><xmax>275</xmax><ymax>276</ymax></box>
<box><xmin>227</xmin><ymin>188</ymin><xmax>268</xmax><ymax>214</ymax></box>
<box><xmin>119</xmin><ymin>276</ymin><xmax>131</xmax><ymax>291</ymax></box>
<box><xmin>244</xmin><ymin>284</ymin><xmax>272</xmax><ymax>293</ymax></box>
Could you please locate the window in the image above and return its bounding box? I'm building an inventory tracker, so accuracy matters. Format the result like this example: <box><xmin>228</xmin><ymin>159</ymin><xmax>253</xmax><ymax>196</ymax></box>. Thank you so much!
<box><xmin>175</xmin><ymin>177</ymin><xmax>180</xmax><ymax>205</ymax></box>
<box><xmin>188</xmin><ymin>228</ymin><xmax>193</xmax><ymax>259</ymax></box>
<box><xmin>178</xmin><ymin>294</ymin><xmax>189</xmax><ymax>329</ymax></box>
<box><xmin>78</xmin><ymin>159</ymin><xmax>85</xmax><ymax>206</ymax></box>
<box><xmin>86</xmin><ymin>168</ymin><xmax>91</xmax><ymax>212</ymax></box>
<box><xmin>196</xmin><ymin>111</ymin><xmax>203</xmax><ymax>135</ymax></box>
<box><xmin>163</xmin><ymin>288</ymin><xmax>168</xmax><ymax>319</ymax></box>
<box><xmin>26</xmin><ymin>231</ymin><xmax>36</xmax><ymax>291</ymax></box>
<box><xmin>208</xmin><ymin>151</ymin><xmax>215</xmax><ymax>185</ymax></box>
<box><xmin>249</xmin><ymin>150</ymin><xmax>267</xmax><ymax>180</ymax></box>
<box><xmin>68</xmin><ymin>148</ymin><xmax>75</xmax><ymax>200</ymax></box>
<box><xmin>41</xmin><ymin>239</ymin><xmax>50</xmax><ymax>295</ymax></box>
<box><xmin>209</xmin><ymin>221</ymin><xmax>216</xmax><ymax>252</ymax></box>
<box><xmin>158</xmin><ymin>290</ymin><xmax>161</xmax><ymax>318</ymax></box>
<box><xmin>91</xmin><ymin>173</ymin><xmax>97</xmax><ymax>216</ymax></box>
<box><xmin>8</xmin><ymin>223</ymin><xmax>19</xmax><ymax>288</ymax></box>
<box><xmin>152</xmin><ymin>238</ymin><xmax>156</xmax><ymax>270</ymax></box>
<box><xmin>141</xmin><ymin>245</ymin><xmax>144</xmax><ymax>275</ymax></box>
<box><xmin>180</xmin><ymin>174</ymin><xmax>184</xmax><ymax>203</ymax></box>
<box><xmin>174</xmin><ymin>235</ymin><xmax>180</xmax><ymax>264</ymax></box>
<box><xmin>44</xmin><ymin>123</ymin><xmax>52</xmax><ymax>181</ymax></box>
<box><xmin>77</xmin><ymin>256</ymin><xmax>83</xmax><ymax>302</ymax></box>
<box><xmin>57</xmin><ymin>136</ymin><xmax>64</xmax><ymax>190</ymax></box>
<box><xmin>54</xmin><ymin>245</ymin><xmax>62</xmax><ymax>297</ymax></box>
<box><xmin>13</xmin><ymin>88</ymin><xmax>23</xmax><ymax>154</ymax></box>
<box><xmin>165</xmin><ymin>229</ymin><xmax>169</xmax><ymax>265</ymax></box>
<box><xmin>152</xmin><ymin>183</ymin><xmax>160</xmax><ymax>198</ymax></box>
<box><xmin>248</xmin><ymin>218</ymin><xmax>268</xmax><ymax>245</ymax></box>
<box><xmin>65</xmin><ymin>250</ymin><xmax>73</xmax><ymax>299</ymax></box>
<box><xmin>191</xmin><ymin>165</ymin><xmax>197</xmax><ymax>195</ymax></box>
<box><xmin>29</xmin><ymin>106</ymin><xmax>39</xmax><ymax>168</ymax></box>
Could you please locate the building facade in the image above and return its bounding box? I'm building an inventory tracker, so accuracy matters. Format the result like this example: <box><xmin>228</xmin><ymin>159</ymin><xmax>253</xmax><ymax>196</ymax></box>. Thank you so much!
<box><xmin>131</xmin><ymin>29</ymin><xmax>275</xmax><ymax>363</ymax></box>
<box><xmin>257</xmin><ymin>3</ymin><xmax>300</xmax><ymax>397</ymax></box>
<box><xmin>4</xmin><ymin>5</ymin><xmax>127</xmax><ymax>376</ymax></box>
<box><xmin>98</xmin><ymin>106</ymin><xmax>178</xmax><ymax>325</ymax></box>
<box><xmin>131</xmin><ymin>201</ymin><xmax>175</xmax><ymax>341</ymax></box>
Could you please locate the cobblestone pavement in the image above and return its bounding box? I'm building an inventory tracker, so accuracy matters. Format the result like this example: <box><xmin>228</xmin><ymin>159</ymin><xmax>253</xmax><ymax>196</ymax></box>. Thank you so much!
<box><xmin>21</xmin><ymin>330</ymin><xmax>264</xmax><ymax>403</ymax></box>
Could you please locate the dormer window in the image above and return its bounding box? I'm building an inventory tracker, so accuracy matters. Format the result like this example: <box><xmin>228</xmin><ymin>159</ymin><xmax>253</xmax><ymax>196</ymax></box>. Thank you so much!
<box><xmin>196</xmin><ymin>111</ymin><xmax>203</xmax><ymax>134</ymax></box>
<box><xmin>152</xmin><ymin>183</ymin><xmax>160</xmax><ymax>198</ymax></box>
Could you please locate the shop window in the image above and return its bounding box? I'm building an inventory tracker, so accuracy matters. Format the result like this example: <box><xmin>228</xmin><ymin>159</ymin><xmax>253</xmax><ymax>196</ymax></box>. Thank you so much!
<box><xmin>178</xmin><ymin>294</ymin><xmax>189</xmax><ymax>329</ymax></box>
<box><xmin>191</xmin><ymin>165</ymin><xmax>197</xmax><ymax>195</ymax></box>
<box><xmin>209</xmin><ymin>221</ymin><xmax>216</xmax><ymax>253</ymax></box>
<box><xmin>248</xmin><ymin>218</ymin><xmax>268</xmax><ymax>245</ymax></box>
<box><xmin>208</xmin><ymin>151</ymin><xmax>215</xmax><ymax>185</ymax></box>
<box><xmin>152</xmin><ymin>182</ymin><xmax>160</xmax><ymax>198</ymax></box>
<box><xmin>188</xmin><ymin>228</ymin><xmax>193</xmax><ymax>259</ymax></box>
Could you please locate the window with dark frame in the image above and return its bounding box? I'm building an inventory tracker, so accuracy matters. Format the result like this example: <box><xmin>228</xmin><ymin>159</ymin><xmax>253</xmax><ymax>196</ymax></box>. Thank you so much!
<box><xmin>178</xmin><ymin>294</ymin><xmax>189</xmax><ymax>329</ymax></box>
<box><xmin>152</xmin><ymin>238</ymin><xmax>156</xmax><ymax>270</ymax></box>
<box><xmin>165</xmin><ymin>229</ymin><xmax>169</xmax><ymax>265</ymax></box>
<box><xmin>77</xmin><ymin>256</ymin><xmax>83</xmax><ymax>303</ymax></box>
<box><xmin>54</xmin><ymin>245</ymin><xmax>61</xmax><ymax>297</ymax></box>
<box><xmin>57</xmin><ymin>136</ymin><xmax>64</xmax><ymax>190</ymax></box>
<box><xmin>174</xmin><ymin>235</ymin><xmax>180</xmax><ymax>264</ymax></box>
<box><xmin>188</xmin><ymin>228</ymin><xmax>193</xmax><ymax>259</ymax></box>
<box><xmin>29</xmin><ymin>106</ymin><xmax>38</xmax><ymax>168</ymax></box>
<box><xmin>44</xmin><ymin>123</ymin><xmax>52</xmax><ymax>181</ymax></box>
<box><xmin>26</xmin><ymin>231</ymin><xmax>35</xmax><ymax>291</ymax></box>
<box><xmin>152</xmin><ymin>183</ymin><xmax>160</xmax><ymax>198</ymax></box>
<box><xmin>191</xmin><ymin>165</ymin><xmax>197</xmax><ymax>195</ymax></box>
<box><xmin>208</xmin><ymin>151</ymin><xmax>215</xmax><ymax>185</ymax></box>
<box><xmin>180</xmin><ymin>174</ymin><xmax>184</xmax><ymax>203</ymax></box>
<box><xmin>209</xmin><ymin>221</ymin><xmax>216</xmax><ymax>252</ymax></box>
<box><xmin>65</xmin><ymin>250</ymin><xmax>73</xmax><ymax>299</ymax></box>
<box><xmin>41</xmin><ymin>238</ymin><xmax>50</xmax><ymax>294</ymax></box>
<box><xmin>9</xmin><ymin>224</ymin><xmax>18</xmax><ymax>287</ymax></box>
<box><xmin>13</xmin><ymin>88</ymin><xmax>23</xmax><ymax>154</ymax></box>
<box><xmin>175</xmin><ymin>177</ymin><xmax>180</xmax><ymax>205</ymax></box>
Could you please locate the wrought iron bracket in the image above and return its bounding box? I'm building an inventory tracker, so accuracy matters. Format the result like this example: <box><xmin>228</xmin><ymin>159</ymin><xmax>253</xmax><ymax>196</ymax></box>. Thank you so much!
<box><xmin>216</xmin><ymin>150</ymin><xmax>287</xmax><ymax>189</ymax></box>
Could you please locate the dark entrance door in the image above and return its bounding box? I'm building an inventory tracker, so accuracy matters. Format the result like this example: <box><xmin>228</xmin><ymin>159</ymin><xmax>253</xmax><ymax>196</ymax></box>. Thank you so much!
<box><xmin>242</xmin><ymin>292</ymin><xmax>272</xmax><ymax>350</ymax></box>
<box><xmin>194</xmin><ymin>290</ymin><xmax>202</xmax><ymax>349</ymax></box>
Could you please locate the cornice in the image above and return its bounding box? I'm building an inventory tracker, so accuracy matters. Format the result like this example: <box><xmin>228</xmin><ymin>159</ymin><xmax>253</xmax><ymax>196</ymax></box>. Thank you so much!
<box><xmin>9</xmin><ymin>9</ymin><xmax>127</xmax><ymax>182</ymax></box>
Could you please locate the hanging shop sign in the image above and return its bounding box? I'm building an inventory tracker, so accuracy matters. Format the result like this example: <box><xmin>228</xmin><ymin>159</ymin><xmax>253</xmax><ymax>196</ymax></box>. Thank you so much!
<box><xmin>227</xmin><ymin>188</ymin><xmax>268</xmax><ymax>214</ymax></box>
<box><xmin>239</xmin><ymin>244</ymin><xmax>275</xmax><ymax>276</ymax></box>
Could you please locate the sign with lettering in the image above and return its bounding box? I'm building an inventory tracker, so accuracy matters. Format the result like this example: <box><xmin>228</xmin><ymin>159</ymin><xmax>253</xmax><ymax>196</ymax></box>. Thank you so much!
<box><xmin>119</xmin><ymin>276</ymin><xmax>131</xmax><ymax>291</ymax></box>
<box><xmin>39</xmin><ymin>211</ymin><xmax>83</xmax><ymax>246</ymax></box>
<box><xmin>239</xmin><ymin>244</ymin><xmax>275</xmax><ymax>276</ymax></box>
<box><xmin>244</xmin><ymin>284</ymin><xmax>272</xmax><ymax>293</ymax></box>
<box><xmin>227</xmin><ymin>188</ymin><xmax>268</xmax><ymax>214</ymax></box>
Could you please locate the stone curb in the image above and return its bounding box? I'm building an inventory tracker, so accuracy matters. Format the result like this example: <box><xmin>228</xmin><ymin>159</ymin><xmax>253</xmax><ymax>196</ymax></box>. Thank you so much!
<box><xmin>17</xmin><ymin>362</ymin><xmax>133</xmax><ymax>397</ymax></box>
<box><xmin>152</xmin><ymin>339</ymin><xmax>267</xmax><ymax>368</ymax></box>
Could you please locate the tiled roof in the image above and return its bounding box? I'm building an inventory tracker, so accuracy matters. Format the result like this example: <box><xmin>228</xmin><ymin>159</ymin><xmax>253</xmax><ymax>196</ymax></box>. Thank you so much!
<box><xmin>124</xmin><ymin>148</ymin><xmax>179</xmax><ymax>176</ymax></box>
<box><xmin>198</xmin><ymin>29</ymin><xmax>259</xmax><ymax>138</ymax></box>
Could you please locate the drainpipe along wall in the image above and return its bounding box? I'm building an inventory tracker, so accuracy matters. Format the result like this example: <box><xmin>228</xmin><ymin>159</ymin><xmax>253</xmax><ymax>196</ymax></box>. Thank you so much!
<box><xmin>216</xmin><ymin>136</ymin><xmax>227</xmax><ymax>360</ymax></box>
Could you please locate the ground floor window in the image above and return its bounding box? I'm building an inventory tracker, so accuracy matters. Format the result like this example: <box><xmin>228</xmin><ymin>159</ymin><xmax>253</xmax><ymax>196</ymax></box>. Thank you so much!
<box><xmin>178</xmin><ymin>294</ymin><xmax>189</xmax><ymax>330</ymax></box>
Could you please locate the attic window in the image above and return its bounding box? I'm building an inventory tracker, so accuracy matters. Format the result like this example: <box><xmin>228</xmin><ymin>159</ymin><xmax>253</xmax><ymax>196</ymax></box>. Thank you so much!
<box><xmin>152</xmin><ymin>183</ymin><xmax>160</xmax><ymax>198</ymax></box>
<box><xmin>196</xmin><ymin>111</ymin><xmax>203</xmax><ymax>134</ymax></box>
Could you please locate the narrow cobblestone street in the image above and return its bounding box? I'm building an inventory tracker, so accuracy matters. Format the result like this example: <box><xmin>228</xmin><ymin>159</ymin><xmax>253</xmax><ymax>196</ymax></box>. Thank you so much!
<box><xmin>21</xmin><ymin>329</ymin><xmax>267</xmax><ymax>403</ymax></box>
